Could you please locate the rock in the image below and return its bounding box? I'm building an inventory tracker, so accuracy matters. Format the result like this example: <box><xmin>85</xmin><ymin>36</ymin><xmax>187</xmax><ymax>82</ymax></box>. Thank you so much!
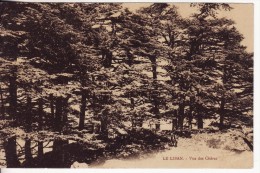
<box><xmin>247</xmin><ymin>133</ymin><xmax>253</xmax><ymax>143</ymax></box>
<box><xmin>71</xmin><ymin>161</ymin><xmax>88</xmax><ymax>168</ymax></box>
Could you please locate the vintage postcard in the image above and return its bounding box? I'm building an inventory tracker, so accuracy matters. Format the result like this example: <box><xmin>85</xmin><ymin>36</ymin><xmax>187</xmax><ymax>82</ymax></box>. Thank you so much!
<box><xmin>0</xmin><ymin>1</ymin><xmax>254</xmax><ymax>169</ymax></box>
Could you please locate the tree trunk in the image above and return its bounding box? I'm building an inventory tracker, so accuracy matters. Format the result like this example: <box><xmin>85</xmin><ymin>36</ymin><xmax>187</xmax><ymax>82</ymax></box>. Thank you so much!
<box><xmin>189</xmin><ymin>101</ymin><xmax>193</xmax><ymax>130</ymax></box>
<box><xmin>219</xmin><ymin>65</ymin><xmax>227</xmax><ymax>130</ymax></box>
<box><xmin>189</xmin><ymin>97</ymin><xmax>195</xmax><ymax>130</ymax></box>
<box><xmin>24</xmin><ymin>138</ymin><xmax>32</xmax><ymax>165</ymax></box>
<box><xmin>79</xmin><ymin>92</ymin><xmax>87</xmax><ymax>131</ymax></box>
<box><xmin>130</xmin><ymin>96</ymin><xmax>136</xmax><ymax>127</ymax></box>
<box><xmin>196</xmin><ymin>101</ymin><xmax>204</xmax><ymax>129</ymax></box>
<box><xmin>62</xmin><ymin>95</ymin><xmax>70</xmax><ymax>127</ymax></box>
<box><xmin>178</xmin><ymin>97</ymin><xmax>185</xmax><ymax>130</ymax></box>
<box><xmin>100</xmin><ymin>109</ymin><xmax>108</xmax><ymax>140</ymax></box>
<box><xmin>55</xmin><ymin>97</ymin><xmax>63</xmax><ymax>131</ymax></box>
<box><xmin>103</xmin><ymin>50</ymin><xmax>113</xmax><ymax>68</ymax></box>
<box><xmin>38</xmin><ymin>98</ymin><xmax>43</xmax><ymax>130</ymax></box>
<box><xmin>150</xmin><ymin>56</ymin><xmax>160</xmax><ymax>130</ymax></box>
<box><xmin>50</xmin><ymin>94</ymin><xmax>55</xmax><ymax>127</ymax></box>
<box><xmin>219</xmin><ymin>96</ymin><xmax>225</xmax><ymax>130</ymax></box>
<box><xmin>151</xmin><ymin>56</ymin><xmax>157</xmax><ymax>80</ymax></box>
<box><xmin>26</xmin><ymin>97</ymin><xmax>32</xmax><ymax>132</ymax></box>
<box><xmin>127</xmin><ymin>50</ymin><xmax>133</xmax><ymax>66</ymax></box>
<box><xmin>38</xmin><ymin>141</ymin><xmax>43</xmax><ymax>161</ymax></box>
<box><xmin>0</xmin><ymin>85</ymin><xmax>5</xmax><ymax>118</ymax></box>
<box><xmin>197</xmin><ymin>113</ymin><xmax>203</xmax><ymax>129</ymax></box>
<box><xmin>52</xmin><ymin>139</ymin><xmax>68</xmax><ymax>168</ymax></box>
<box><xmin>9</xmin><ymin>67</ymin><xmax>17</xmax><ymax>120</ymax></box>
<box><xmin>172</xmin><ymin>110</ymin><xmax>178</xmax><ymax>130</ymax></box>
<box><xmin>130</xmin><ymin>97</ymin><xmax>135</xmax><ymax>110</ymax></box>
<box><xmin>107</xmin><ymin>51</ymin><xmax>113</xmax><ymax>67</ymax></box>
<box><xmin>4</xmin><ymin>136</ymin><xmax>20</xmax><ymax>168</ymax></box>
<box><xmin>92</xmin><ymin>92</ymin><xmax>96</xmax><ymax>116</ymax></box>
<box><xmin>154</xmin><ymin>97</ymin><xmax>160</xmax><ymax>130</ymax></box>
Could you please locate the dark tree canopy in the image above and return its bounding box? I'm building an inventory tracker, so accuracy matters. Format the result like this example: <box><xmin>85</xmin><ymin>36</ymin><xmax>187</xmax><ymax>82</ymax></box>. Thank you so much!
<box><xmin>0</xmin><ymin>2</ymin><xmax>253</xmax><ymax>168</ymax></box>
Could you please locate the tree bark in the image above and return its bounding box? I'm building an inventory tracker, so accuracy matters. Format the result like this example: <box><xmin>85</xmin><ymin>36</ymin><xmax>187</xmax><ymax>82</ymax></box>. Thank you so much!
<box><xmin>4</xmin><ymin>136</ymin><xmax>20</xmax><ymax>168</ymax></box>
<box><xmin>150</xmin><ymin>56</ymin><xmax>160</xmax><ymax>130</ymax></box>
<box><xmin>24</xmin><ymin>138</ymin><xmax>32</xmax><ymax>165</ymax></box>
<box><xmin>92</xmin><ymin>92</ymin><xmax>96</xmax><ymax>116</ymax></box>
<box><xmin>130</xmin><ymin>96</ymin><xmax>136</xmax><ymax>127</ymax></box>
<box><xmin>9</xmin><ymin>66</ymin><xmax>17</xmax><ymax>120</ymax></box>
<box><xmin>79</xmin><ymin>91</ymin><xmax>87</xmax><ymax>131</ymax></box>
<box><xmin>154</xmin><ymin>96</ymin><xmax>160</xmax><ymax>130</ymax></box>
<box><xmin>52</xmin><ymin>139</ymin><xmax>68</xmax><ymax>168</ymax></box>
<box><xmin>197</xmin><ymin>113</ymin><xmax>203</xmax><ymax>129</ymax></box>
<box><xmin>103</xmin><ymin>50</ymin><xmax>113</xmax><ymax>68</ymax></box>
<box><xmin>130</xmin><ymin>97</ymin><xmax>135</xmax><ymax>110</ymax></box>
<box><xmin>38</xmin><ymin>141</ymin><xmax>43</xmax><ymax>161</ymax></box>
<box><xmin>219</xmin><ymin>96</ymin><xmax>225</xmax><ymax>130</ymax></box>
<box><xmin>151</xmin><ymin>56</ymin><xmax>157</xmax><ymax>80</ymax></box>
<box><xmin>38</xmin><ymin>98</ymin><xmax>43</xmax><ymax>130</ymax></box>
<box><xmin>189</xmin><ymin>97</ymin><xmax>194</xmax><ymax>130</ymax></box>
<box><xmin>26</xmin><ymin>97</ymin><xmax>32</xmax><ymax>132</ymax></box>
<box><xmin>172</xmin><ymin>110</ymin><xmax>178</xmax><ymax>130</ymax></box>
<box><xmin>196</xmin><ymin>102</ymin><xmax>204</xmax><ymax>129</ymax></box>
<box><xmin>50</xmin><ymin>94</ymin><xmax>55</xmax><ymax>127</ymax></box>
<box><xmin>127</xmin><ymin>50</ymin><xmax>133</xmax><ymax>66</ymax></box>
<box><xmin>178</xmin><ymin>96</ymin><xmax>185</xmax><ymax>130</ymax></box>
<box><xmin>55</xmin><ymin>97</ymin><xmax>63</xmax><ymax>131</ymax></box>
<box><xmin>100</xmin><ymin>108</ymin><xmax>108</xmax><ymax>140</ymax></box>
<box><xmin>219</xmin><ymin>65</ymin><xmax>227</xmax><ymax>130</ymax></box>
<box><xmin>62</xmin><ymin>95</ymin><xmax>70</xmax><ymax>126</ymax></box>
<box><xmin>0</xmin><ymin>85</ymin><xmax>5</xmax><ymax>118</ymax></box>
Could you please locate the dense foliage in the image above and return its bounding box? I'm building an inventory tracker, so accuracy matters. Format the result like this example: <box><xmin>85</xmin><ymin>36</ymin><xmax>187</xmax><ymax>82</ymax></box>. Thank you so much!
<box><xmin>0</xmin><ymin>2</ymin><xmax>253</xmax><ymax>140</ymax></box>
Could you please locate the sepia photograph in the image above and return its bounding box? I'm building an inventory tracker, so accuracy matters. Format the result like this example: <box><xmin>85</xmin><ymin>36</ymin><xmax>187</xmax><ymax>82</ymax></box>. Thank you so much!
<box><xmin>0</xmin><ymin>1</ymin><xmax>254</xmax><ymax>169</ymax></box>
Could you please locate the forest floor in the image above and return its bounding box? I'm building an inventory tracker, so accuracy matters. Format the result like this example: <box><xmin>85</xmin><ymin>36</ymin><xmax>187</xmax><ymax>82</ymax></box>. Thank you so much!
<box><xmin>94</xmin><ymin>128</ymin><xmax>253</xmax><ymax>168</ymax></box>
<box><xmin>0</xmin><ymin>119</ymin><xmax>253</xmax><ymax>168</ymax></box>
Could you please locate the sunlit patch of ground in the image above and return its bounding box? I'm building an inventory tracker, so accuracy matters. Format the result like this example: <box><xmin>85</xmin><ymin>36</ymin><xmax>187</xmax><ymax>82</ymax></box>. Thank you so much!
<box><xmin>97</xmin><ymin>129</ymin><xmax>253</xmax><ymax>168</ymax></box>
